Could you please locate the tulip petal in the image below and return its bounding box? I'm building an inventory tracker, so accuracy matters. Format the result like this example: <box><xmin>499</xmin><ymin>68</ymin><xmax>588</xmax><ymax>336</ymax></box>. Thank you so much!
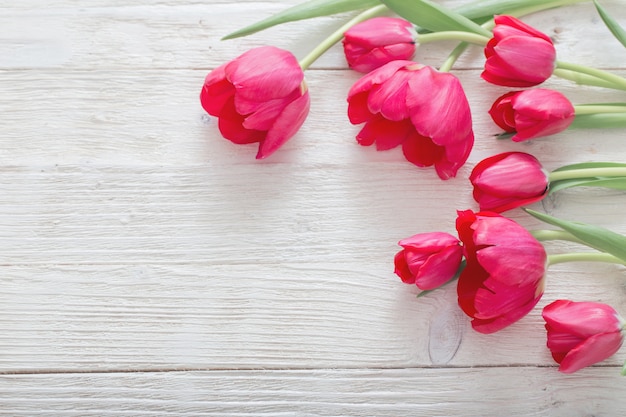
<box><xmin>217</xmin><ymin>97</ymin><xmax>265</xmax><ymax>144</ymax></box>
<box><xmin>543</xmin><ymin>299</ymin><xmax>622</xmax><ymax>337</ymax></box>
<box><xmin>402</xmin><ymin>130</ymin><xmax>445</xmax><ymax>168</ymax></box>
<box><xmin>415</xmin><ymin>244</ymin><xmax>463</xmax><ymax>290</ymax></box>
<box><xmin>558</xmin><ymin>332</ymin><xmax>623</xmax><ymax>373</ymax></box>
<box><xmin>256</xmin><ymin>91</ymin><xmax>310</xmax><ymax>159</ymax></box>
<box><xmin>347</xmin><ymin>60</ymin><xmax>412</xmax><ymax>100</ymax></box>
<box><xmin>200</xmin><ymin>64</ymin><xmax>234</xmax><ymax>116</ymax></box>
<box><xmin>366</xmin><ymin>69</ymin><xmax>413</xmax><ymax>120</ymax></box>
<box><xmin>226</xmin><ymin>46</ymin><xmax>304</xmax><ymax>101</ymax></box>
<box><xmin>357</xmin><ymin>116</ymin><xmax>412</xmax><ymax>150</ymax></box>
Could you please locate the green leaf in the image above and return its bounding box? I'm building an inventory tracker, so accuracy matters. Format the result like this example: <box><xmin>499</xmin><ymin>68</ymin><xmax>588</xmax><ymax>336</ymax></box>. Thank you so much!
<box><xmin>524</xmin><ymin>208</ymin><xmax>626</xmax><ymax>263</ymax></box>
<box><xmin>381</xmin><ymin>0</ymin><xmax>492</xmax><ymax>36</ymax></box>
<box><xmin>222</xmin><ymin>0</ymin><xmax>381</xmax><ymax>40</ymax></box>
<box><xmin>455</xmin><ymin>0</ymin><xmax>577</xmax><ymax>19</ymax></box>
<box><xmin>553</xmin><ymin>161</ymin><xmax>626</xmax><ymax>172</ymax></box>
<box><xmin>594</xmin><ymin>0</ymin><xmax>626</xmax><ymax>49</ymax></box>
<box><xmin>549</xmin><ymin>177</ymin><xmax>626</xmax><ymax>193</ymax></box>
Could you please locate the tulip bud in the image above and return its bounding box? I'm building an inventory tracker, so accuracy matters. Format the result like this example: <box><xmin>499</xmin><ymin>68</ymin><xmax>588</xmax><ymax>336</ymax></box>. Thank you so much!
<box><xmin>482</xmin><ymin>15</ymin><xmax>556</xmax><ymax>87</ymax></box>
<box><xmin>543</xmin><ymin>300</ymin><xmax>624</xmax><ymax>373</ymax></box>
<box><xmin>470</xmin><ymin>152</ymin><xmax>548</xmax><ymax>212</ymax></box>
<box><xmin>394</xmin><ymin>232</ymin><xmax>463</xmax><ymax>290</ymax></box>
<box><xmin>489</xmin><ymin>89</ymin><xmax>575</xmax><ymax>142</ymax></box>
<box><xmin>343</xmin><ymin>17</ymin><xmax>417</xmax><ymax>73</ymax></box>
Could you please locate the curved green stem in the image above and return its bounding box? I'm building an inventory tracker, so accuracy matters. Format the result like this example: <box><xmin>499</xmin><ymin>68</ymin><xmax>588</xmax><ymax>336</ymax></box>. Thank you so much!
<box><xmin>531</xmin><ymin>229</ymin><xmax>585</xmax><ymax>244</ymax></box>
<box><xmin>548</xmin><ymin>167</ymin><xmax>626</xmax><ymax>182</ymax></box>
<box><xmin>555</xmin><ymin>61</ymin><xmax>626</xmax><ymax>91</ymax></box>
<box><xmin>298</xmin><ymin>4</ymin><xmax>387</xmax><ymax>71</ymax></box>
<box><xmin>439</xmin><ymin>42</ymin><xmax>469</xmax><ymax>73</ymax></box>
<box><xmin>547</xmin><ymin>252</ymin><xmax>626</xmax><ymax>266</ymax></box>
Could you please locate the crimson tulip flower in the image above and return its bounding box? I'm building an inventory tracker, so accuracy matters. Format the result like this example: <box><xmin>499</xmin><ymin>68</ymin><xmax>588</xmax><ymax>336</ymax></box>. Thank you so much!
<box><xmin>394</xmin><ymin>232</ymin><xmax>463</xmax><ymax>290</ymax></box>
<box><xmin>456</xmin><ymin>210</ymin><xmax>547</xmax><ymax>334</ymax></box>
<box><xmin>347</xmin><ymin>60</ymin><xmax>474</xmax><ymax>180</ymax></box>
<box><xmin>200</xmin><ymin>46</ymin><xmax>310</xmax><ymax>159</ymax></box>
<box><xmin>343</xmin><ymin>17</ymin><xmax>417</xmax><ymax>73</ymax></box>
<box><xmin>543</xmin><ymin>300</ymin><xmax>624</xmax><ymax>373</ymax></box>
<box><xmin>489</xmin><ymin>89</ymin><xmax>575</xmax><ymax>142</ymax></box>
<box><xmin>470</xmin><ymin>152</ymin><xmax>548</xmax><ymax>212</ymax></box>
<box><xmin>482</xmin><ymin>15</ymin><xmax>556</xmax><ymax>87</ymax></box>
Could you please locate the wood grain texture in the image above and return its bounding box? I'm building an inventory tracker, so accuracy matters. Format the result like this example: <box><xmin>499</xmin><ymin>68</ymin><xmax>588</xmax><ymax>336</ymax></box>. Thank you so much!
<box><xmin>1</xmin><ymin>368</ymin><xmax>625</xmax><ymax>416</ymax></box>
<box><xmin>2</xmin><ymin>0</ymin><xmax>626</xmax><ymax>414</ymax></box>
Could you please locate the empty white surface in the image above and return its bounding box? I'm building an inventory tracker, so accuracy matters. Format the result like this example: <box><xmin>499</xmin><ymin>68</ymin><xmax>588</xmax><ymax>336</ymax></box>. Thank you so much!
<box><xmin>1</xmin><ymin>0</ymin><xmax>626</xmax><ymax>415</ymax></box>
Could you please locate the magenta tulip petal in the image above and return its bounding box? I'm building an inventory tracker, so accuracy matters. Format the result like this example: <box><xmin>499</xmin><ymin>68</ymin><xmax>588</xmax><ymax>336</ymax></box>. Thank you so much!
<box><xmin>482</xmin><ymin>15</ymin><xmax>556</xmax><ymax>87</ymax></box>
<box><xmin>257</xmin><ymin>91</ymin><xmax>310</xmax><ymax>159</ymax></box>
<box><xmin>226</xmin><ymin>46</ymin><xmax>303</xmax><ymax>100</ymax></box>
<box><xmin>394</xmin><ymin>232</ymin><xmax>463</xmax><ymax>290</ymax></box>
<box><xmin>456</xmin><ymin>210</ymin><xmax>547</xmax><ymax>333</ymax></box>
<box><xmin>343</xmin><ymin>17</ymin><xmax>416</xmax><ymax>73</ymax></box>
<box><xmin>200</xmin><ymin>46</ymin><xmax>309</xmax><ymax>158</ymax></box>
<box><xmin>542</xmin><ymin>300</ymin><xmax>625</xmax><ymax>373</ymax></box>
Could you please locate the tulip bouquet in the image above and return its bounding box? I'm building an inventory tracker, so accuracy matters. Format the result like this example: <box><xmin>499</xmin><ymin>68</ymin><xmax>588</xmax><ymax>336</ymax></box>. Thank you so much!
<box><xmin>201</xmin><ymin>0</ymin><xmax>626</xmax><ymax>374</ymax></box>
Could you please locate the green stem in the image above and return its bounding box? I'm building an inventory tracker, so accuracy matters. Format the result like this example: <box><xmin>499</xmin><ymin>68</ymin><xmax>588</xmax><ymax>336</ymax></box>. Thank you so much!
<box><xmin>297</xmin><ymin>4</ymin><xmax>387</xmax><ymax>71</ymax></box>
<box><xmin>419</xmin><ymin>31</ymin><xmax>489</xmax><ymax>45</ymax></box>
<box><xmin>547</xmin><ymin>252</ymin><xmax>626</xmax><ymax>266</ymax></box>
<box><xmin>548</xmin><ymin>167</ymin><xmax>626</xmax><ymax>182</ymax></box>
<box><xmin>555</xmin><ymin>60</ymin><xmax>626</xmax><ymax>91</ymax></box>
<box><xmin>531</xmin><ymin>229</ymin><xmax>585</xmax><ymax>244</ymax></box>
<box><xmin>439</xmin><ymin>42</ymin><xmax>469</xmax><ymax>73</ymax></box>
<box><xmin>574</xmin><ymin>104</ymin><xmax>626</xmax><ymax>115</ymax></box>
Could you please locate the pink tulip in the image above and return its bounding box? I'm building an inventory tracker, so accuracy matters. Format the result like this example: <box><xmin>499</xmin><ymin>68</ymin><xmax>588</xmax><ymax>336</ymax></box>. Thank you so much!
<box><xmin>347</xmin><ymin>60</ymin><xmax>474</xmax><ymax>180</ymax></box>
<box><xmin>394</xmin><ymin>232</ymin><xmax>464</xmax><ymax>290</ymax></box>
<box><xmin>456</xmin><ymin>210</ymin><xmax>547</xmax><ymax>334</ymax></box>
<box><xmin>200</xmin><ymin>46</ymin><xmax>310</xmax><ymax>159</ymax></box>
<box><xmin>482</xmin><ymin>15</ymin><xmax>556</xmax><ymax>87</ymax></box>
<box><xmin>489</xmin><ymin>89</ymin><xmax>575</xmax><ymax>142</ymax></box>
<box><xmin>543</xmin><ymin>300</ymin><xmax>624</xmax><ymax>373</ymax></box>
<box><xmin>470</xmin><ymin>152</ymin><xmax>548</xmax><ymax>213</ymax></box>
<box><xmin>343</xmin><ymin>17</ymin><xmax>417</xmax><ymax>73</ymax></box>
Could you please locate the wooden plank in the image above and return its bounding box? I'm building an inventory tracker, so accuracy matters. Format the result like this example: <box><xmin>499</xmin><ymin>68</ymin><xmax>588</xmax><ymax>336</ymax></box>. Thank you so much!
<box><xmin>0</xmin><ymin>260</ymin><xmax>624</xmax><ymax>371</ymax></box>
<box><xmin>1</xmin><ymin>69</ymin><xmax>626</xmax><ymax>167</ymax></box>
<box><xmin>1</xmin><ymin>368</ymin><xmax>625</xmax><ymax>416</ymax></box>
<box><xmin>0</xmin><ymin>1</ymin><xmax>624</xmax><ymax>70</ymax></box>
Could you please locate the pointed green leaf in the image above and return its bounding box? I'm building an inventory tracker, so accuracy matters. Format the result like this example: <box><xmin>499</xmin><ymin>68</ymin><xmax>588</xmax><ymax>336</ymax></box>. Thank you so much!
<box><xmin>222</xmin><ymin>0</ymin><xmax>381</xmax><ymax>40</ymax></box>
<box><xmin>553</xmin><ymin>161</ymin><xmax>626</xmax><ymax>172</ymax></box>
<box><xmin>524</xmin><ymin>209</ymin><xmax>626</xmax><ymax>263</ymax></box>
<box><xmin>455</xmin><ymin>0</ymin><xmax>587</xmax><ymax>20</ymax></box>
<box><xmin>380</xmin><ymin>0</ymin><xmax>491</xmax><ymax>36</ymax></box>
<box><xmin>594</xmin><ymin>0</ymin><xmax>626</xmax><ymax>49</ymax></box>
<box><xmin>549</xmin><ymin>177</ymin><xmax>626</xmax><ymax>193</ymax></box>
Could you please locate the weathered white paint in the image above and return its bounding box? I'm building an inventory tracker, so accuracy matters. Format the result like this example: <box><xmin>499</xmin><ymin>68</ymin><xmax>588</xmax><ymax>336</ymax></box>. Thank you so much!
<box><xmin>1</xmin><ymin>0</ymin><xmax>626</xmax><ymax>414</ymax></box>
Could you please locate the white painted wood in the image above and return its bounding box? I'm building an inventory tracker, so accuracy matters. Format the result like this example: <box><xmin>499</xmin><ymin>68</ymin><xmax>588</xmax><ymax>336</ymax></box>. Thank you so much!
<box><xmin>2</xmin><ymin>0</ymin><xmax>626</xmax><ymax>414</ymax></box>
<box><xmin>1</xmin><ymin>368</ymin><xmax>625</xmax><ymax>416</ymax></box>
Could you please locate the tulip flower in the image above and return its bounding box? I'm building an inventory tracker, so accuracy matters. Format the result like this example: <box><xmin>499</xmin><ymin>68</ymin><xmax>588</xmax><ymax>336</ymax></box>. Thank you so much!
<box><xmin>342</xmin><ymin>17</ymin><xmax>417</xmax><ymax>73</ymax></box>
<box><xmin>543</xmin><ymin>300</ymin><xmax>624</xmax><ymax>373</ymax></box>
<box><xmin>394</xmin><ymin>232</ymin><xmax>464</xmax><ymax>290</ymax></box>
<box><xmin>347</xmin><ymin>60</ymin><xmax>474</xmax><ymax>180</ymax></box>
<box><xmin>200</xmin><ymin>46</ymin><xmax>310</xmax><ymax>159</ymax></box>
<box><xmin>456</xmin><ymin>210</ymin><xmax>547</xmax><ymax>334</ymax></box>
<box><xmin>470</xmin><ymin>152</ymin><xmax>548</xmax><ymax>212</ymax></box>
<box><xmin>489</xmin><ymin>89</ymin><xmax>575</xmax><ymax>142</ymax></box>
<box><xmin>482</xmin><ymin>15</ymin><xmax>556</xmax><ymax>87</ymax></box>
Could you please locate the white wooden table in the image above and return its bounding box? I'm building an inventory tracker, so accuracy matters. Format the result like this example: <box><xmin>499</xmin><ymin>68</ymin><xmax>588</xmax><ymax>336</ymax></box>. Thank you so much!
<box><xmin>2</xmin><ymin>0</ymin><xmax>626</xmax><ymax>415</ymax></box>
